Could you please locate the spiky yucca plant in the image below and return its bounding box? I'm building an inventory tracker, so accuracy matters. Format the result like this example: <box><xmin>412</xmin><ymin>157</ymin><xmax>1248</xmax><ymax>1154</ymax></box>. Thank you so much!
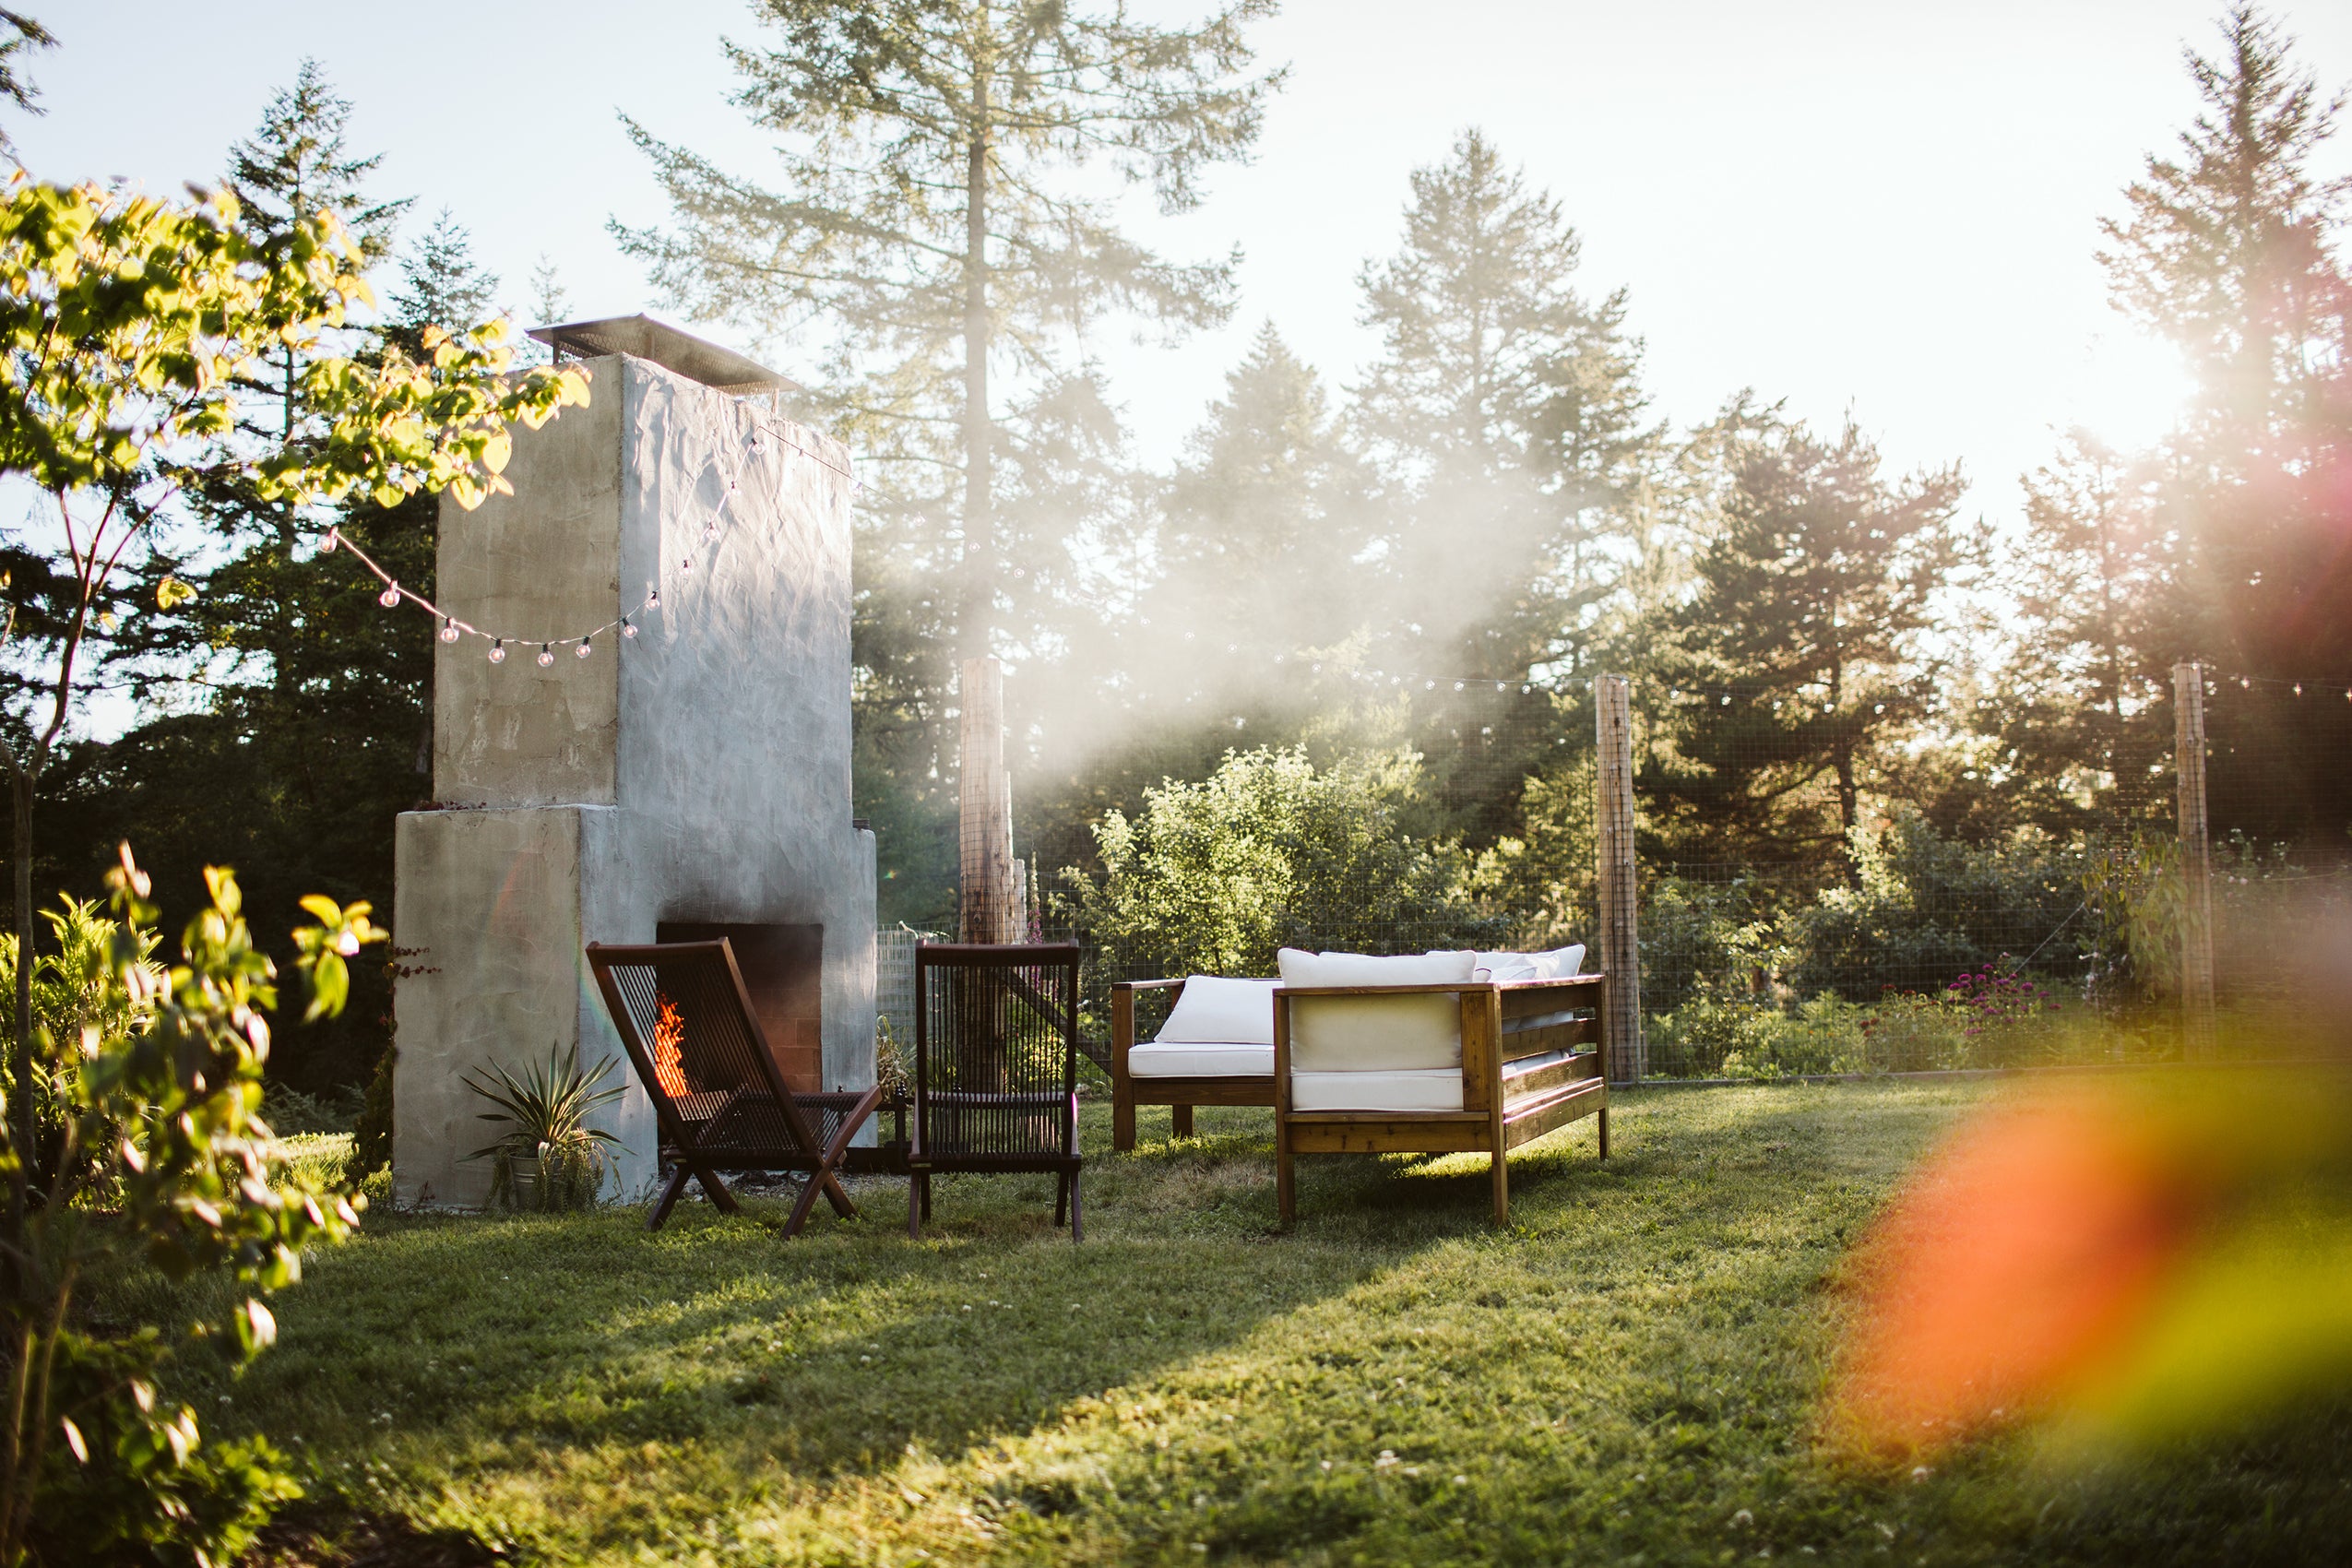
<box><xmin>461</xmin><ymin>1045</ymin><xmax>627</xmax><ymax>1211</ymax></box>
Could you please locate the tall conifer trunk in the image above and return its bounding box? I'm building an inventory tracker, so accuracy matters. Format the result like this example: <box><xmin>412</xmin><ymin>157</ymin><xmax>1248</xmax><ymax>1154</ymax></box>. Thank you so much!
<box><xmin>960</xmin><ymin>63</ymin><xmax>992</xmax><ymax>670</ymax></box>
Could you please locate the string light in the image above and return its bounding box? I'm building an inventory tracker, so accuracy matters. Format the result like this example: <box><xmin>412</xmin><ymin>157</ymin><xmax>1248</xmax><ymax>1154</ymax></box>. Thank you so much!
<box><xmin>316</xmin><ymin>403</ymin><xmax>855</xmax><ymax>667</ymax></box>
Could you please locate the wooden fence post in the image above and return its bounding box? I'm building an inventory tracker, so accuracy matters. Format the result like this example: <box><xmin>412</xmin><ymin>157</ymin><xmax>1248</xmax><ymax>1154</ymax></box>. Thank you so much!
<box><xmin>1595</xmin><ymin>673</ymin><xmax>1645</xmax><ymax>1083</ymax></box>
<box><xmin>959</xmin><ymin>656</ymin><xmax>1018</xmax><ymax>943</ymax></box>
<box><xmin>2172</xmin><ymin>661</ymin><xmax>2217</xmax><ymax>1058</ymax></box>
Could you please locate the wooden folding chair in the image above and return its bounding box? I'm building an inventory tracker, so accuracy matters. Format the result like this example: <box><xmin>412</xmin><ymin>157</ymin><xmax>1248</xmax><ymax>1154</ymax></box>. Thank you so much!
<box><xmin>587</xmin><ymin>940</ymin><xmax>886</xmax><ymax>1235</ymax></box>
<box><xmin>909</xmin><ymin>943</ymin><xmax>1085</xmax><ymax>1241</ymax></box>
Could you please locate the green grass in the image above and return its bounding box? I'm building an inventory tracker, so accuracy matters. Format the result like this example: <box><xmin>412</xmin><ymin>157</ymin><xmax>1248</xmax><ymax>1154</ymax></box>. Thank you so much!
<box><xmin>100</xmin><ymin>1081</ymin><xmax>2352</xmax><ymax>1565</ymax></box>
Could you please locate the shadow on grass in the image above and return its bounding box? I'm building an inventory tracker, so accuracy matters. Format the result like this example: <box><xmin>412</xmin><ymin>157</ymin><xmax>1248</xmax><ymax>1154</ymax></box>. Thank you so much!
<box><xmin>100</xmin><ymin>1079</ymin><xmax>2334</xmax><ymax>1565</ymax></box>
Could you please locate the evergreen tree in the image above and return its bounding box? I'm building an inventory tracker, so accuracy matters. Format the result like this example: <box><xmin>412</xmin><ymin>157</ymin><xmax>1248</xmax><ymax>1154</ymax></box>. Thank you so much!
<box><xmin>2097</xmin><ymin>4</ymin><xmax>2352</xmax><ymax>846</ymax></box>
<box><xmin>1353</xmin><ymin>128</ymin><xmax>1652</xmax><ymax>676</ymax></box>
<box><xmin>1348</xmin><ymin>130</ymin><xmax>1654</xmax><ymax>844</ymax></box>
<box><xmin>1982</xmin><ymin>432</ymin><xmax>2177</xmax><ymax>831</ymax></box>
<box><xmin>1647</xmin><ymin>413</ymin><xmax>1972</xmax><ymax>864</ymax></box>
<box><xmin>1160</xmin><ymin>322</ymin><xmax>1369</xmax><ymax>662</ymax></box>
<box><xmin>617</xmin><ymin>0</ymin><xmax>1280</xmax><ymax>920</ymax></box>
<box><xmin>226</xmin><ymin>59</ymin><xmax>410</xmax><ymax>464</ymax></box>
<box><xmin>0</xmin><ymin>8</ymin><xmax>52</xmax><ymax>148</ymax></box>
<box><xmin>1017</xmin><ymin>326</ymin><xmax>1371</xmax><ymax>885</ymax></box>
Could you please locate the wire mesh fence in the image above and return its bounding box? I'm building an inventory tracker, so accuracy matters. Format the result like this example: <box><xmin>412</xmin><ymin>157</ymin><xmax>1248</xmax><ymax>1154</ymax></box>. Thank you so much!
<box><xmin>932</xmin><ymin>661</ymin><xmax>2348</xmax><ymax>1084</ymax></box>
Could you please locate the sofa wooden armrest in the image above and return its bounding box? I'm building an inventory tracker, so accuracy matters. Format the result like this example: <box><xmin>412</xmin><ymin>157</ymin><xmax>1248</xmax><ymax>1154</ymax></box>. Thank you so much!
<box><xmin>1274</xmin><ymin>973</ymin><xmax>1608</xmax><ymax>1229</ymax></box>
<box><xmin>1111</xmin><ymin>978</ymin><xmax>1280</xmax><ymax>1150</ymax></box>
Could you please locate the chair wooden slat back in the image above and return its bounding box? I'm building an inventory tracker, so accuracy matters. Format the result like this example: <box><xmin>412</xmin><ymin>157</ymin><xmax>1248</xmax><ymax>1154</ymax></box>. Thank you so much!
<box><xmin>909</xmin><ymin>942</ymin><xmax>1084</xmax><ymax>1239</ymax></box>
<box><xmin>588</xmin><ymin>940</ymin><xmax>879</xmax><ymax>1234</ymax></box>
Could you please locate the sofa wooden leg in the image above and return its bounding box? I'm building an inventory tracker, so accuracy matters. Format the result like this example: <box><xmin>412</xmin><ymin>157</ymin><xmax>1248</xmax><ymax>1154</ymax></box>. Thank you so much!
<box><xmin>1491</xmin><ymin>1150</ymin><xmax>1510</xmax><ymax>1227</ymax></box>
<box><xmin>1171</xmin><ymin>1103</ymin><xmax>1194</xmax><ymax>1140</ymax></box>
<box><xmin>1276</xmin><ymin>1122</ymin><xmax>1295</xmax><ymax>1229</ymax></box>
<box><xmin>1113</xmin><ymin>1080</ymin><xmax>1136</xmax><ymax>1152</ymax></box>
<box><xmin>1598</xmin><ymin>1105</ymin><xmax>1610</xmax><ymax>1160</ymax></box>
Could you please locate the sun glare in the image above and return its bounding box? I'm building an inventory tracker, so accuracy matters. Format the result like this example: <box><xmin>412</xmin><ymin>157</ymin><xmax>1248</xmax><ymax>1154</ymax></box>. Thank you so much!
<box><xmin>2060</xmin><ymin>330</ymin><xmax>2197</xmax><ymax>453</ymax></box>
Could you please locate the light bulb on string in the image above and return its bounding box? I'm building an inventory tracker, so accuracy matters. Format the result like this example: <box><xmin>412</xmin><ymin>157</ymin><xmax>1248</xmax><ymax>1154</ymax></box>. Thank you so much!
<box><xmin>621</xmin><ymin>617</ymin><xmax>637</xmax><ymax>639</ymax></box>
<box><xmin>489</xmin><ymin>639</ymin><xmax>505</xmax><ymax>664</ymax></box>
<box><xmin>439</xmin><ymin>618</ymin><xmax>459</xmax><ymax>644</ymax></box>
<box><xmin>378</xmin><ymin>582</ymin><xmax>401</xmax><ymax>609</ymax></box>
<box><xmin>537</xmin><ymin>644</ymin><xmax>554</xmax><ymax>667</ymax></box>
<box><xmin>646</xmin><ymin>583</ymin><xmax>659</xmax><ymax>610</ymax></box>
<box><xmin>576</xmin><ymin>638</ymin><xmax>592</xmax><ymax>659</ymax></box>
<box><xmin>681</xmin><ymin>557</ymin><xmax>694</xmax><ymax>575</ymax></box>
<box><xmin>320</xmin><ymin>529</ymin><xmax>339</xmax><ymax>554</ymax></box>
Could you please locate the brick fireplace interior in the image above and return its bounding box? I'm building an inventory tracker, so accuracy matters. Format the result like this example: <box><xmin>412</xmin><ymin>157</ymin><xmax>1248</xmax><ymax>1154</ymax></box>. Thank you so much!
<box><xmin>659</xmin><ymin>921</ymin><xmax>825</xmax><ymax>1092</ymax></box>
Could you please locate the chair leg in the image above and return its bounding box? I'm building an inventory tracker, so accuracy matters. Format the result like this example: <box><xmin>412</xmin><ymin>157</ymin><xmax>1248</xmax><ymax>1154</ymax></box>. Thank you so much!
<box><xmin>1054</xmin><ymin>1169</ymin><xmax>1070</xmax><ymax>1229</ymax></box>
<box><xmin>921</xmin><ymin>1171</ymin><xmax>932</xmax><ymax>1221</ymax></box>
<box><xmin>780</xmin><ymin>1170</ymin><xmax>829</xmax><ymax>1239</ymax></box>
<box><xmin>692</xmin><ymin>1161</ymin><xmax>742</xmax><ymax>1216</ymax></box>
<box><xmin>907</xmin><ymin>1172</ymin><xmax>922</xmax><ymax>1239</ymax></box>
<box><xmin>1491</xmin><ymin>1149</ymin><xmax>1510</xmax><ymax>1228</ymax></box>
<box><xmin>1598</xmin><ymin>1105</ymin><xmax>1610</xmax><ymax>1160</ymax></box>
<box><xmin>646</xmin><ymin>1166</ymin><xmax>691</xmax><ymax>1231</ymax></box>
<box><xmin>1069</xmin><ymin>1169</ymin><xmax>1083</xmax><ymax>1244</ymax></box>
<box><xmin>1170</xmin><ymin>1103</ymin><xmax>1194</xmax><ymax>1140</ymax></box>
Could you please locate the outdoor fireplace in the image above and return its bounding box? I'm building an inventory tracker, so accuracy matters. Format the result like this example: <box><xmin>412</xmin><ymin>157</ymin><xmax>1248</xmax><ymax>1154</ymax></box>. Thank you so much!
<box><xmin>390</xmin><ymin>317</ymin><xmax>877</xmax><ymax>1207</ymax></box>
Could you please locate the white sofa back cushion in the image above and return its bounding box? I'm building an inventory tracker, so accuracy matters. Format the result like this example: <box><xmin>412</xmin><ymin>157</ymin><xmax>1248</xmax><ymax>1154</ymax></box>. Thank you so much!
<box><xmin>1156</xmin><ymin>976</ymin><xmax>1279</xmax><ymax>1046</ymax></box>
<box><xmin>1476</xmin><ymin>944</ymin><xmax>1586</xmax><ymax>981</ymax></box>
<box><xmin>1276</xmin><ymin>948</ymin><xmax>1476</xmax><ymax>1072</ymax></box>
<box><xmin>1533</xmin><ymin>944</ymin><xmax>1586</xmax><ymax>978</ymax></box>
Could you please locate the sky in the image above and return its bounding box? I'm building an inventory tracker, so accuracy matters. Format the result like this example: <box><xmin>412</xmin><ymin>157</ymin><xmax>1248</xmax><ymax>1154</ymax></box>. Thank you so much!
<box><xmin>18</xmin><ymin>0</ymin><xmax>2352</xmax><ymax>538</ymax></box>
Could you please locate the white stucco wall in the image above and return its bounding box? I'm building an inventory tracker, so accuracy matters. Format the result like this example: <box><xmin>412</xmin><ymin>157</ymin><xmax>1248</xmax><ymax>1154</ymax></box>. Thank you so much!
<box><xmin>392</xmin><ymin>354</ymin><xmax>876</xmax><ymax>1208</ymax></box>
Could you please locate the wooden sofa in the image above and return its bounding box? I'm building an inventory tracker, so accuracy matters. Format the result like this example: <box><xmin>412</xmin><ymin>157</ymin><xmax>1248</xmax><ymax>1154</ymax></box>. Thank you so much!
<box><xmin>1110</xmin><ymin>976</ymin><xmax>1278</xmax><ymax>1151</ymax></box>
<box><xmin>1275</xmin><ymin>970</ymin><xmax>1608</xmax><ymax>1228</ymax></box>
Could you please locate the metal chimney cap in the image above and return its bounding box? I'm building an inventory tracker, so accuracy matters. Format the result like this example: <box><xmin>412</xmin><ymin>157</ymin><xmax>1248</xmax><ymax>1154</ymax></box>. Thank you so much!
<box><xmin>526</xmin><ymin>314</ymin><xmax>801</xmax><ymax>396</ymax></box>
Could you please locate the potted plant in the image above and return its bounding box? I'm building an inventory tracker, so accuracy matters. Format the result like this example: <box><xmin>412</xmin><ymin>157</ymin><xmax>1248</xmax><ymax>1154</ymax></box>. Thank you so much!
<box><xmin>462</xmin><ymin>1044</ymin><xmax>629</xmax><ymax>1211</ymax></box>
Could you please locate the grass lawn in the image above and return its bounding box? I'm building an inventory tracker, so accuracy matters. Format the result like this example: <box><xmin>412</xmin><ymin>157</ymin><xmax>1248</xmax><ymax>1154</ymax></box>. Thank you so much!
<box><xmin>99</xmin><ymin>1079</ymin><xmax>2352</xmax><ymax>1566</ymax></box>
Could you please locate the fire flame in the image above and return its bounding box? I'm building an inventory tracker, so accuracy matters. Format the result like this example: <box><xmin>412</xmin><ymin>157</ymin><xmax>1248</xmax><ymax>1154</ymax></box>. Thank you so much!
<box><xmin>650</xmin><ymin>992</ymin><xmax>689</xmax><ymax>1099</ymax></box>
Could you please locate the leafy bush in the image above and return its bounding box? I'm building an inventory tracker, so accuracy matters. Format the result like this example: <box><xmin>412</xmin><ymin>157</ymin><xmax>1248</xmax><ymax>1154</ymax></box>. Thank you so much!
<box><xmin>1</xmin><ymin>847</ymin><xmax>383</xmax><ymax>1566</ymax></box>
<box><xmin>1063</xmin><ymin>747</ymin><xmax>1503</xmax><ymax>981</ymax></box>
<box><xmin>1787</xmin><ymin>813</ymin><xmax>2081</xmax><ymax>1001</ymax></box>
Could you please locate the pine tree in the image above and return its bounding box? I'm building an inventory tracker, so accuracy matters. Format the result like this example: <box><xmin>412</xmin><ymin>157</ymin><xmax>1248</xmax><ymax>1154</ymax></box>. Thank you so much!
<box><xmin>1648</xmin><ymin>413</ymin><xmax>1972</xmax><ymax>864</ymax></box>
<box><xmin>617</xmin><ymin>0</ymin><xmax>1280</xmax><ymax>919</ymax></box>
<box><xmin>227</xmin><ymin>59</ymin><xmax>410</xmax><ymax>461</ymax></box>
<box><xmin>1353</xmin><ymin>128</ymin><xmax>1653</xmax><ymax>677</ymax></box>
<box><xmin>1982</xmin><ymin>432</ymin><xmax>2176</xmax><ymax>831</ymax></box>
<box><xmin>1161</xmin><ymin>323</ymin><xmax>1369</xmax><ymax>659</ymax></box>
<box><xmin>0</xmin><ymin>9</ymin><xmax>52</xmax><ymax>148</ymax></box>
<box><xmin>1346</xmin><ymin>130</ymin><xmax>1654</xmax><ymax>845</ymax></box>
<box><xmin>2097</xmin><ymin>4</ymin><xmax>2352</xmax><ymax>845</ymax></box>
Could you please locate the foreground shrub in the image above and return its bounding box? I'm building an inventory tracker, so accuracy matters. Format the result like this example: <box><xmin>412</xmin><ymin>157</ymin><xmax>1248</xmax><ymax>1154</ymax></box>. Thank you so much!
<box><xmin>0</xmin><ymin>847</ymin><xmax>382</xmax><ymax>1565</ymax></box>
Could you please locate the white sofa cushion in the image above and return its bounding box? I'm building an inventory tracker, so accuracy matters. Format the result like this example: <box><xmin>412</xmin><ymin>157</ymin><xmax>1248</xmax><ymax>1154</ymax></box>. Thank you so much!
<box><xmin>1475</xmin><ymin>944</ymin><xmax>1586</xmax><ymax>981</ymax></box>
<box><xmin>1533</xmin><ymin>944</ymin><xmax>1586</xmax><ymax>979</ymax></box>
<box><xmin>1157</xmin><ymin>976</ymin><xmax>1278</xmax><ymax>1046</ymax></box>
<box><xmin>1276</xmin><ymin>949</ymin><xmax>1476</xmax><ymax>1071</ymax></box>
<box><xmin>1129</xmin><ymin>1040</ymin><xmax>1274</xmax><ymax>1078</ymax></box>
<box><xmin>1291</xmin><ymin>1068</ymin><xmax>1464</xmax><ymax>1113</ymax></box>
